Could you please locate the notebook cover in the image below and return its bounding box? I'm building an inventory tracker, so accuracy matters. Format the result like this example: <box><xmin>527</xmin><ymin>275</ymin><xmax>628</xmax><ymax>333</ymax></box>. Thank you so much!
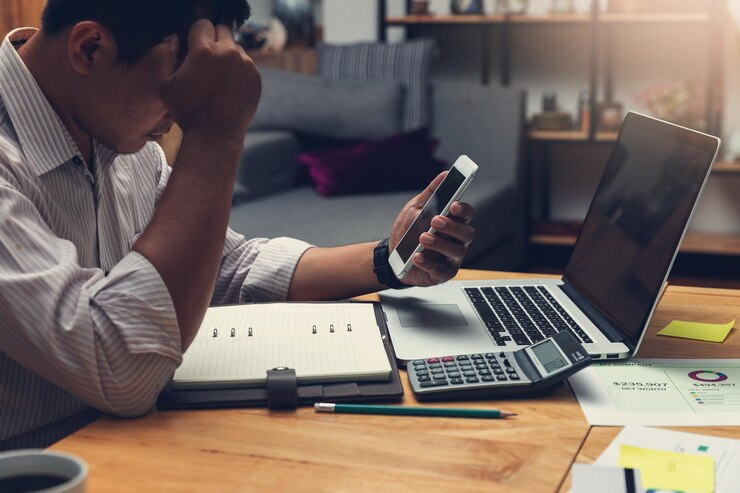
<box><xmin>157</xmin><ymin>301</ymin><xmax>403</xmax><ymax>409</ymax></box>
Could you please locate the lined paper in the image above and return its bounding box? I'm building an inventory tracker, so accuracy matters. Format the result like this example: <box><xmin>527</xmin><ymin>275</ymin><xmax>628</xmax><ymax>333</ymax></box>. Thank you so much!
<box><xmin>173</xmin><ymin>303</ymin><xmax>391</xmax><ymax>388</ymax></box>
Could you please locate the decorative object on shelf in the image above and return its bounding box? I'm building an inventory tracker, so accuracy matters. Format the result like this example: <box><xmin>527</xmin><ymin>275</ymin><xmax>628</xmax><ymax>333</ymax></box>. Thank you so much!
<box><xmin>726</xmin><ymin>128</ymin><xmax>740</xmax><ymax>163</ymax></box>
<box><xmin>549</xmin><ymin>0</ymin><xmax>575</xmax><ymax>14</ymax></box>
<box><xmin>494</xmin><ymin>0</ymin><xmax>529</xmax><ymax>14</ymax></box>
<box><xmin>577</xmin><ymin>91</ymin><xmax>591</xmax><ymax>133</ymax></box>
<box><xmin>542</xmin><ymin>92</ymin><xmax>558</xmax><ymax>112</ymax></box>
<box><xmin>531</xmin><ymin>111</ymin><xmax>573</xmax><ymax>131</ymax></box>
<box><xmin>259</xmin><ymin>17</ymin><xmax>289</xmax><ymax>53</ymax></box>
<box><xmin>451</xmin><ymin>0</ymin><xmax>484</xmax><ymax>15</ymax></box>
<box><xmin>236</xmin><ymin>0</ymin><xmax>271</xmax><ymax>51</ymax></box>
<box><xmin>597</xmin><ymin>102</ymin><xmax>622</xmax><ymax>133</ymax></box>
<box><xmin>634</xmin><ymin>79</ymin><xmax>707</xmax><ymax>131</ymax></box>
<box><xmin>272</xmin><ymin>0</ymin><xmax>315</xmax><ymax>46</ymax></box>
<box><xmin>410</xmin><ymin>0</ymin><xmax>431</xmax><ymax>15</ymax></box>
<box><xmin>608</xmin><ymin>0</ymin><xmax>706</xmax><ymax>14</ymax></box>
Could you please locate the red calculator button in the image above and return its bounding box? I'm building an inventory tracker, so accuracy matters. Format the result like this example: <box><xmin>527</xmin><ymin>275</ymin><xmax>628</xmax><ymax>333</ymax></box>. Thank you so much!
<box><xmin>441</xmin><ymin>356</ymin><xmax>454</xmax><ymax>362</ymax></box>
<box><xmin>427</xmin><ymin>358</ymin><xmax>440</xmax><ymax>363</ymax></box>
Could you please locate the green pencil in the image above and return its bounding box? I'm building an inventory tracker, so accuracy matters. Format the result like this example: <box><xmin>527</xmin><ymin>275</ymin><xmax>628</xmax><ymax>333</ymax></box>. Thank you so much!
<box><xmin>314</xmin><ymin>403</ymin><xmax>516</xmax><ymax>419</ymax></box>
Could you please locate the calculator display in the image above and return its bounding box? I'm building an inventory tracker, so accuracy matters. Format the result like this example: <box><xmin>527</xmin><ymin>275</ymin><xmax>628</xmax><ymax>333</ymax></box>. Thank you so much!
<box><xmin>531</xmin><ymin>340</ymin><xmax>568</xmax><ymax>375</ymax></box>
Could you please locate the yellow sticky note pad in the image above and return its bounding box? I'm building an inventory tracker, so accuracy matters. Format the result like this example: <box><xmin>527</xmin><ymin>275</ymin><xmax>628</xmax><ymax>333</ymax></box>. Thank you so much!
<box><xmin>657</xmin><ymin>319</ymin><xmax>735</xmax><ymax>343</ymax></box>
<box><xmin>618</xmin><ymin>444</ymin><xmax>715</xmax><ymax>493</ymax></box>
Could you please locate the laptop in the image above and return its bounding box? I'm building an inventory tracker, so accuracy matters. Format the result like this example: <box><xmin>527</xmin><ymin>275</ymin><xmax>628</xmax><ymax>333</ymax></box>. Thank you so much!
<box><xmin>380</xmin><ymin>112</ymin><xmax>720</xmax><ymax>362</ymax></box>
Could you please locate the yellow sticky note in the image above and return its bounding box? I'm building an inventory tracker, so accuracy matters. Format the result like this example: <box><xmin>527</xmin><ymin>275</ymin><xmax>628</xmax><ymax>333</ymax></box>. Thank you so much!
<box><xmin>618</xmin><ymin>444</ymin><xmax>715</xmax><ymax>493</ymax></box>
<box><xmin>657</xmin><ymin>319</ymin><xmax>735</xmax><ymax>343</ymax></box>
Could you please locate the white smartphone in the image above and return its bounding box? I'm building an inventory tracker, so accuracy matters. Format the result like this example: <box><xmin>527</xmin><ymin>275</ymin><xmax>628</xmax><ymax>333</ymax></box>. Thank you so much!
<box><xmin>388</xmin><ymin>155</ymin><xmax>479</xmax><ymax>280</ymax></box>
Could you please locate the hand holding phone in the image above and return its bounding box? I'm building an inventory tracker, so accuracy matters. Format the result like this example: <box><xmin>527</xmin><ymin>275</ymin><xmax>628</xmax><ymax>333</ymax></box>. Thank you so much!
<box><xmin>388</xmin><ymin>155</ymin><xmax>479</xmax><ymax>281</ymax></box>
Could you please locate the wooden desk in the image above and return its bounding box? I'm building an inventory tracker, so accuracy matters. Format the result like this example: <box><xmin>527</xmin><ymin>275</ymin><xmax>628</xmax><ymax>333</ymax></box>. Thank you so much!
<box><xmin>49</xmin><ymin>270</ymin><xmax>740</xmax><ymax>492</ymax></box>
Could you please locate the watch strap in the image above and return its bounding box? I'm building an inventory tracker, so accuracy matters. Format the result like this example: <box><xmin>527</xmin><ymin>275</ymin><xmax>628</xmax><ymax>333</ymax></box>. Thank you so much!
<box><xmin>373</xmin><ymin>238</ymin><xmax>412</xmax><ymax>290</ymax></box>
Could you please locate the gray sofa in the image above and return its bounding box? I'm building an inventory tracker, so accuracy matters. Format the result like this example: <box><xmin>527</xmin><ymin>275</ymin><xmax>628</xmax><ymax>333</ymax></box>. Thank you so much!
<box><xmin>228</xmin><ymin>79</ymin><xmax>527</xmax><ymax>270</ymax></box>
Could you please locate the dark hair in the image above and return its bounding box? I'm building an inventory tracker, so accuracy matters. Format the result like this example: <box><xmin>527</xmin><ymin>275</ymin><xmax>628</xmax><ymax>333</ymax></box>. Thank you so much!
<box><xmin>42</xmin><ymin>0</ymin><xmax>251</xmax><ymax>64</ymax></box>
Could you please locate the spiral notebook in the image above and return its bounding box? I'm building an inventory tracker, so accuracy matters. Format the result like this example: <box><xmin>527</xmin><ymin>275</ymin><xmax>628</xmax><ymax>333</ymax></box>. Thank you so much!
<box><xmin>172</xmin><ymin>302</ymin><xmax>393</xmax><ymax>389</ymax></box>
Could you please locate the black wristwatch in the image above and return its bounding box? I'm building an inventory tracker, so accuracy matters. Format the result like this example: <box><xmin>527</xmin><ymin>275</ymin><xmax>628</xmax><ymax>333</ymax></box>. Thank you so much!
<box><xmin>373</xmin><ymin>238</ymin><xmax>412</xmax><ymax>290</ymax></box>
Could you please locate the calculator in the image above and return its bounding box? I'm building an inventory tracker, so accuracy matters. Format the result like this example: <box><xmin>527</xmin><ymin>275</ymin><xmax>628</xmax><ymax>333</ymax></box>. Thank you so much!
<box><xmin>407</xmin><ymin>330</ymin><xmax>591</xmax><ymax>401</ymax></box>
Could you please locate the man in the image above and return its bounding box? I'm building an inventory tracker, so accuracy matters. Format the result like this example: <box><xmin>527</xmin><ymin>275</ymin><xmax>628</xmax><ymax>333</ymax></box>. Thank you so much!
<box><xmin>0</xmin><ymin>0</ymin><xmax>475</xmax><ymax>449</ymax></box>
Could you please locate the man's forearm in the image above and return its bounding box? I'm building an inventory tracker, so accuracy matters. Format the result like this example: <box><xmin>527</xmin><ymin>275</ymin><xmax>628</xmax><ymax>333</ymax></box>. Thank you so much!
<box><xmin>133</xmin><ymin>134</ymin><xmax>242</xmax><ymax>348</ymax></box>
<box><xmin>288</xmin><ymin>242</ymin><xmax>385</xmax><ymax>301</ymax></box>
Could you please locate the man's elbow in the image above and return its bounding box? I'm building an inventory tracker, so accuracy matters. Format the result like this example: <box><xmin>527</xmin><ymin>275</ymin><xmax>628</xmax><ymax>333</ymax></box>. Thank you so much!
<box><xmin>94</xmin><ymin>356</ymin><xmax>176</xmax><ymax>418</ymax></box>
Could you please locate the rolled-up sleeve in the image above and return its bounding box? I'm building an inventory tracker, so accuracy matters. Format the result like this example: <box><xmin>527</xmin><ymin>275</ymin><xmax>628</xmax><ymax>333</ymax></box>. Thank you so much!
<box><xmin>0</xmin><ymin>179</ymin><xmax>181</xmax><ymax>417</ymax></box>
<box><xmin>152</xmin><ymin>151</ymin><xmax>313</xmax><ymax>307</ymax></box>
<box><xmin>211</xmin><ymin>232</ymin><xmax>313</xmax><ymax>305</ymax></box>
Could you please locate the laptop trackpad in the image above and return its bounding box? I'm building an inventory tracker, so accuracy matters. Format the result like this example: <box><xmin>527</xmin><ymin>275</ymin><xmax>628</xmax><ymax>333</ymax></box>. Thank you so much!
<box><xmin>397</xmin><ymin>304</ymin><xmax>468</xmax><ymax>328</ymax></box>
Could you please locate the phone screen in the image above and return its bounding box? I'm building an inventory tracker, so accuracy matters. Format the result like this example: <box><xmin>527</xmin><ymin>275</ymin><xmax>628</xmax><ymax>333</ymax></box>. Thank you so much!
<box><xmin>395</xmin><ymin>167</ymin><xmax>466</xmax><ymax>263</ymax></box>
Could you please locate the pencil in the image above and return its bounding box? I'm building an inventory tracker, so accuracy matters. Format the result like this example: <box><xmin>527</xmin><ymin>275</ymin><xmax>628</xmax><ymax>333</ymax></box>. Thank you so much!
<box><xmin>314</xmin><ymin>403</ymin><xmax>516</xmax><ymax>419</ymax></box>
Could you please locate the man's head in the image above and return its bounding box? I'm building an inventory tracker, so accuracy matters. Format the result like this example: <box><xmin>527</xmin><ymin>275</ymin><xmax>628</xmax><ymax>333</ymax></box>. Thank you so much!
<box><xmin>34</xmin><ymin>0</ymin><xmax>251</xmax><ymax>154</ymax></box>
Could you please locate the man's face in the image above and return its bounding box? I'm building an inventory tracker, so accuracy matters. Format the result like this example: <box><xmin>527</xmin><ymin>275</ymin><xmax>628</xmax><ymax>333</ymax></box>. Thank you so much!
<box><xmin>81</xmin><ymin>50</ymin><xmax>173</xmax><ymax>155</ymax></box>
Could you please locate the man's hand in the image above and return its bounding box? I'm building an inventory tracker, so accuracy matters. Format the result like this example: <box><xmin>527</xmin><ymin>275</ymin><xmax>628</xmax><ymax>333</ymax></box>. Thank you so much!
<box><xmin>152</xmin><ymin>19</ymin><xmax>261</xmax><ymax>143</ymax></box>
<box><xmin>389</xmin><ymin>172</ymin><xmax>476</xmax><ymax>287</ymax></box>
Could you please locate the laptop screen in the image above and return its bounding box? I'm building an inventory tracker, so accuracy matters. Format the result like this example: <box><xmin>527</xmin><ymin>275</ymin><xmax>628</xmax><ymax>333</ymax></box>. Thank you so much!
<box><xmin>563</xmin><ymin>113</ymin><xmax>719</xmax><ymax>347</ymax></box>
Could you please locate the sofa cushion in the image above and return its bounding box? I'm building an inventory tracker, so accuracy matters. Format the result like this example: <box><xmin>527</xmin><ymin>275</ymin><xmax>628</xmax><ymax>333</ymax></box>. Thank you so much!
<box><xmin>228</xmin><ymin>181</ymin><xmax>515</xmax><ymax>256</ymax></box>
<box><xmin>317</xmin><ymin>39</ymin><xmax>436</xmax><ymax>131</ymax></box>
<box><xmin>251</xmin><ymin>68</ymin><xmax>403</xmax><ymax>140</ymax></box>
<box><xmin>235</xmin><ymin>131</ymin><xmax>302</xmax><ymax>204</ymax></box>
<box><xmin>297</xmin><ymin>129</ymin><xmax>445</xmax><ymax>197</ymax></box>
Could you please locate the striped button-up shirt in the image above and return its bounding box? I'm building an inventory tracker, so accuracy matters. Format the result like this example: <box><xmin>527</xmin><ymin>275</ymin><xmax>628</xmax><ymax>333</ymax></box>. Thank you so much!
<box><xmin>0</xmin><ymin>28</ymin><xmax>311</xmax><ymax>449</ymax></box>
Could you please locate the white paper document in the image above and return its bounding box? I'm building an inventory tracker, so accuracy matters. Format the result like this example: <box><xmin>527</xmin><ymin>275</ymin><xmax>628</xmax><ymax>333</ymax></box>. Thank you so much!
<box><xmin>569</xmin><ymin>359</ymin><xmax>740</xmax><ymax>426</ymax></box>
<box><xmin>594</xmin><ymin>427</ymin><xmax>740</xmax><ymax>493</ymax></box>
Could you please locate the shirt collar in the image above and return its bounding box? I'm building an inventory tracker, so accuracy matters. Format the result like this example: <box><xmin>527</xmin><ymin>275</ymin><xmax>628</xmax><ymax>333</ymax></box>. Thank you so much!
<box><xmin>0</xmin><ymin>28</ymin><xmax>81</xmax><ymax>176</ymax></box>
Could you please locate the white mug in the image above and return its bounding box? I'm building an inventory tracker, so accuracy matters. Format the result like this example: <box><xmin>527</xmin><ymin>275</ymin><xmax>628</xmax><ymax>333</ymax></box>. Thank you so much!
<box><xmin>0</xmin><ymin>449</ymin><xmax>87</xmax><ymax>493</ymax></box>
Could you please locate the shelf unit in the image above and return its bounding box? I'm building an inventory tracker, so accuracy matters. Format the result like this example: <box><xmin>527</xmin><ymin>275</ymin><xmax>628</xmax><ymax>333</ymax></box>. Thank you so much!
<box><xmin>379</xmin><ymin>1</ymin><xmax>725</xmax><ymax>139</ymax></box>
<box><xmin>379</xmin><ymin>1</ymin><xmax>736</xmax><ymax>258</ymax></box>
<box><xmin>531</xmin><ymin>227</ymin><xmax>740</xmax><ymax>257</ymax></box>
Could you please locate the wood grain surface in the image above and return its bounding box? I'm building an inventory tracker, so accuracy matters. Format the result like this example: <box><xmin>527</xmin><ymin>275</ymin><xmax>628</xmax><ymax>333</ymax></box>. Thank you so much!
<box><xmin>49</xmin><ymin>270</ymin><xmax>740</xmax><ymax>492</ymax></box>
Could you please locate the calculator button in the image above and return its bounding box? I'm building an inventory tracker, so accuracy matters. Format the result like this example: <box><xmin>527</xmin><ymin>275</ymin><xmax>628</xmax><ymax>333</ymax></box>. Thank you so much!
<box><xmin>429</xmin><ymin>364</ymin><xmax>442</xmax><ymax>370</ymax></box>
<box><xmin>485</xmin><ymin>353</ymin><xmax>496</xmax><ymax>358</ymax></box>
<box><xmin>451</xmin><ymin>378</ymin><xmax>464</xmax><ymax>385</ymax></box>
<box><xmin>433</xmin><ymin>375</ymin><xmax>448</xmax><ymax>382</ymax></box>
<box><xmin>481</xmin><ymin>375</ymin><xmax>495</xmax><ymax>382</ymax></box>
<box><xmin>475</xmin><ymin>364</ymin><xmax>488</xmax><ymax>371</ymax></box>
<box><xmin>499</xmin><ymin>352</ymin><xmax>506</xmax><ymax>357</ymax></box>
<box><xmin>465</xmin><ymin>377</ymin><xmax>479</xmax><ymax>384</ymax></box>
<box><xmin>447</xmin><ymin>372</ymin><xmax>461</xmax><ymax>379</ymax></box>
<box><xmin>496</xmin><ymin>375</ymin><xmax>508</xmax><ymax>381</ymax></box>
<box><xmin>463</xmin><ymin>370</ymin><xmax>476</xmax><ymax>377</ymax></box>
<box><xmin>443</xmin><ymin>362</ymin><xmax>457</xmax><ymax>368</ymax></box>
<box><xmin>431</xmin><ymin>369</ymin><xmax>445</xmax><ymax>375</ymax></box>
<box><xmin>412</xmin><ymin>360</ymin><xmax>426</xmax><ymax>367</ymax></box>
<box><xmin>415</xmin><ymin>371</ymin><xmax>430</xmax><ymax>378</ymax></box>
<box><xmin>460</xmin><ymin>365</ymin><xmax>473</xmax><ymax>372</ymax></box>
<box><xmin>420</xmin><ymin>381</ymin><xmax>448</xmax><ymax>388</ymax></box>
<box><xmin>427</xmin><ymin>358</ymin><xmax>440</xmax><ymax>364</ymax></box>
<box><xmin>477</xmin><ymin>369</ymin><xmax>492</xmax><ymax>376</ymax></box>
<box><xmin>471</xmin><ymin>353</ymin><xmax>483</xmax><ymax>359</ymax></box>
<box><xmin>442</xmin><ymin>356</ymin><xmax>454</xmax><ymax>362</ymax></box>
<box><xmin>417</xmin><ymin>375</ymin><xmax>431</xmax><ymax>382</ymax></box>
<box><xmin>509</xmin><ymin>374</ymin><xmax>520</xmax><ymax>381</ymax></box>
<box><xmin>503</xmin><ymin>360</ymin><xmax>511</xmax><ymax>367</ymax></box>
<box><xmin>456</xmin><ymin>355</ymin><xmax>469</xmax><ymax>361</ymax></box>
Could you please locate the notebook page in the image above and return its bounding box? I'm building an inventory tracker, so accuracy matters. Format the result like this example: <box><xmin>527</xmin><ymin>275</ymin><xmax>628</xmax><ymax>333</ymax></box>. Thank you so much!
<box><xmin>173</xmin><ymin>303</ymin><xmax>391</xmax><ymax>388</ymax></box>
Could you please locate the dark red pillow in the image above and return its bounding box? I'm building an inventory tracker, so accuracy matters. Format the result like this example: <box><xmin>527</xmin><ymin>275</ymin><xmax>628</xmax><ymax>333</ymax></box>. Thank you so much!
<box><xmin>297</xmin><ymin>129</ymin><xmax>446</xmax><ymax>197</ymax></box>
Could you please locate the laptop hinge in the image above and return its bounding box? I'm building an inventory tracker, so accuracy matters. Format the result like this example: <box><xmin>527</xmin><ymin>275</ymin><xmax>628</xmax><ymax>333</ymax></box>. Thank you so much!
<box><xmin>559</xmin><ymin>282</ymin><xmax>628</xmax><ymax>346</ymax></box>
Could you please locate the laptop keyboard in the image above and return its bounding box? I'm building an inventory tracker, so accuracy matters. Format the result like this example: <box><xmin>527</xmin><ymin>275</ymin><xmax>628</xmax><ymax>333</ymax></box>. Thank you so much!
<box><xmin>464</xmin><ymin>286</ymin><xmax>593</xmax><ymax>347</ymax></box>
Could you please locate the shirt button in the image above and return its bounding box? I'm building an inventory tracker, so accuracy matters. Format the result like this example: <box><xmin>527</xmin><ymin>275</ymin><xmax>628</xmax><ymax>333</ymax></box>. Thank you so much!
<box><xmin>72</xmin><ymin>156</ymin><xmax>83</xmax><ymax>166</ymax></box>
